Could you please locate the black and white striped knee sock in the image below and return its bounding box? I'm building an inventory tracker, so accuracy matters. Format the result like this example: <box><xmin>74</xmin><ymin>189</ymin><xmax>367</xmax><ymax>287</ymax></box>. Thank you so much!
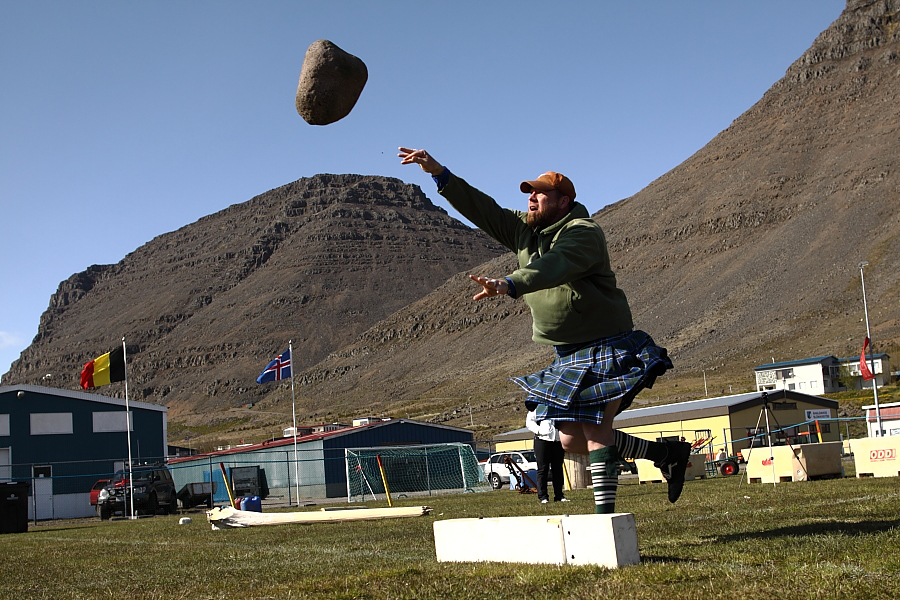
<box><xmin>589</xmin><ymin>446</ymin><xmax>619</xmax><ymax>514</ymax></box>
<box><xmin>614</xmin><ymin>430</ymin><xmax>667</xmax><ymax>463</ymax></box>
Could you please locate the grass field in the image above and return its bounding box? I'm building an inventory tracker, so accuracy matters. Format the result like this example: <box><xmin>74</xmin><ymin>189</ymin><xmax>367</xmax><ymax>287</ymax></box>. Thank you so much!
<box><xmin>2</xmin><ymin>471</ymin><xmax>899</xmax><ymax>600</ymax></box>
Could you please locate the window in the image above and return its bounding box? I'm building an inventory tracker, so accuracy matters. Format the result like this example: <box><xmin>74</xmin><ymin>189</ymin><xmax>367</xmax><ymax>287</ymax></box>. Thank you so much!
<box><xmin>773</xmin><ymin>402</ymin><xmax>797</xmax><ymax>410</ymax></box>
<box><xmin>810</xmin><ymin>381</ymin><xmax>819</xmax><ymax>389</ymax></box>
<box><xmin>30</xmin><ymin>413</ymin><xmax>72</xmax><ymax>435</ymax></box>
<box><xmin>799</xmin><ymin>381</ymin><xmax>806</xmax><ymax>389</ymax></box>
<box><xmin>788</xmin><ymin>383</ymin><xmax>796</xmax><ymax>390</ymax></box>
<box><xmin>92</xmin><ymin>411</ymin><xmax>133</xmax><ymax>433</ymax></box>
<box><xmin>0</xmin><ymin>414</ymin><xmax>8</xmax><ymax>437</ymax></box>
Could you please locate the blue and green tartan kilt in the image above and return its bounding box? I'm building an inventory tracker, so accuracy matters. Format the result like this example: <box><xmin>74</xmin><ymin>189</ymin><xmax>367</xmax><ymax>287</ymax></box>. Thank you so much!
<box><xmin>511</xmin><ymin>330</ymin><xmax>672</xmax><ymax>425</ymax></box>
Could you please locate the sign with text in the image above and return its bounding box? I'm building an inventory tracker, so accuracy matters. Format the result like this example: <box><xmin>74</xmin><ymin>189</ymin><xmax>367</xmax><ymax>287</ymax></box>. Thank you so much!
<box><xmin>805</xmin><ymin>409</ymin><xmax>831</xmax><ymax>421</ymax></box>
<box><xmin>869</xmin><ymin>448</ymin><xmax>896</xmax><ymax>462</ymax></box>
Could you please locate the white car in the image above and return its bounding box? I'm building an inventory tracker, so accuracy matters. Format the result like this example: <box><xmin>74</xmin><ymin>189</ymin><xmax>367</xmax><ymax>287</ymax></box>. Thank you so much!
<box><xmin>482</xmin><ymin>451</ymin><xmax>538</xmax><ymax>490</ymax></box>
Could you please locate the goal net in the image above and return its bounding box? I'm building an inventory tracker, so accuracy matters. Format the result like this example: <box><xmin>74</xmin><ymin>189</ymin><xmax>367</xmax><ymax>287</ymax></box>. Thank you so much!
<box><xmin>345</xmin><ymin>442</ymin><xmax>488</xmax><ymax>502</ymax></box>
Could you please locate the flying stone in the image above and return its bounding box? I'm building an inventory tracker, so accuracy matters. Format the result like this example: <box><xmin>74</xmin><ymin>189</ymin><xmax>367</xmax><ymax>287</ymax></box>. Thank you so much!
<box><xmin>295</xmin><ymin>40</ymin><xmax>368</xmax><ymax>125</ymax></box>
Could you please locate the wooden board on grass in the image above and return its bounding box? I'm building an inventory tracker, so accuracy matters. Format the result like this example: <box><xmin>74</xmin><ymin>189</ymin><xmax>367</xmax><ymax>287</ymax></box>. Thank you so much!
<box><xmin>208</xmin><ymin>505</ymin><xmax>432</xmax><ymax>529</ymax></box>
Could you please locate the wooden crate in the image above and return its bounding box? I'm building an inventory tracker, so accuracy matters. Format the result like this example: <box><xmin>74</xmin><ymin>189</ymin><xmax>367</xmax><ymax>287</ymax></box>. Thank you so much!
<box><xmin>434</xmin><ymin>513</ymin><xmax>639</xmax><ymax>568</ymax></box>
<box><xmin>635</xmin><ymin>456</ymin><xmax>706</xmax><ymax>484</ymax></box>
<box><xmin>564</xmin><ymin>453</ymin><xmax>590</xmax><ymax>489</ymax></box>
<box><xmin>744</xmin><ymin>442</ymin><xmax>842</xmax><ymax>483</ymax></box>
<box><xmin>850</xmin><ymin>437</ymin><xmax>900</xmax><ymax>478</ymax></box>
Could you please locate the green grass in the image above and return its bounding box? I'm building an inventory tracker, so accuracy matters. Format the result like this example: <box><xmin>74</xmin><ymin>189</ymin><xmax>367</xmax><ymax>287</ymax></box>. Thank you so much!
<box><xmin>2</xmin><ymin>474</ymin><xmax>899</xmax><ymax>600</ymax></box>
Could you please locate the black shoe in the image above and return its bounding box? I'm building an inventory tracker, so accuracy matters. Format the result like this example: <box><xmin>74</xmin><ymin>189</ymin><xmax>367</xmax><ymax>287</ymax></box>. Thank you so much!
<box><xmin>654</xmin><ymin>441</ymin><xmax>691</xmax><ymax>503</ymax></box>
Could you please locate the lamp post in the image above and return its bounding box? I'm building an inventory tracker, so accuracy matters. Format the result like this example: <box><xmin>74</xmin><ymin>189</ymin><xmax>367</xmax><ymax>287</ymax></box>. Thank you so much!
<box><xmin>859</xmin><ymin>261</ymin><xmax>883</xmax><ymax>437</ymax></box>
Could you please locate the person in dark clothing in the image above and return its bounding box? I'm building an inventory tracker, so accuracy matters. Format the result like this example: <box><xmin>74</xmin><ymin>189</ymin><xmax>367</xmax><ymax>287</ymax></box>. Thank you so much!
<box><xmin>526</xmin><ymin>409</ymin><xmax>569</xmax><ymax>504</ymax></box>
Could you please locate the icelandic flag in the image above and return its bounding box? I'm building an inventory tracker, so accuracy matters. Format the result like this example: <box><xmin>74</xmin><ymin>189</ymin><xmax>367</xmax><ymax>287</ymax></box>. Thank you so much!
<box><xmin>257</xmin><ymin>349</ymin><xmax>291</xmax><ymax>384</ymax></box>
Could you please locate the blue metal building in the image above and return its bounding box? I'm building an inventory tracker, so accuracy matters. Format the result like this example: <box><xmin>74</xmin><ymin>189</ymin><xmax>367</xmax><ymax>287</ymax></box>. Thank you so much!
<box><xmin>169</xmin><ymin>418</ymin><xmax>476</xmax><ymax>502</ymax></box>
<box><xmin>0</xmin><ymin>384</ymin><xmax>168</xmax><ymax>519</ymax></box>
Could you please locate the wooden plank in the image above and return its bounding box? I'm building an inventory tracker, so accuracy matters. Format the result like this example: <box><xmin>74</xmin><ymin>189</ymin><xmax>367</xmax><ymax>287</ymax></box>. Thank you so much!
<box><xmin>208</xmin><ymin>505</ymin><xmax>432</xmax><ymax>529</ymax></box>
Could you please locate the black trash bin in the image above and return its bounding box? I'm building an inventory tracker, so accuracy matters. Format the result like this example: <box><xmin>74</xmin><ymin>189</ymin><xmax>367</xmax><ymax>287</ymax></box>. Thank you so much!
<box><xmin>0</xmin><ymin>481</ymin><xmax>29</xmax><ymax>534</ymax></box>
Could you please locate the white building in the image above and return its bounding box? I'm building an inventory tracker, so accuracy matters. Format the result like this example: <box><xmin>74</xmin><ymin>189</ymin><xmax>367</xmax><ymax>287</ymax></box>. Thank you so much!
<box><xmin>863</xmin><ymin>401</ymin><xmax>900</xmax><ymax>438</ymax></box>
<box><xmin>754</xmin><ymin>356</ymin><xmax>841</xmax><ymax>394</ymax></box>
<box><xmin>837</xmin><ymin>353</ymin><xmax>890</xmax><ymax>390</ymax></box>
<box><xmin>755</xmin><ymin>353</ymin><xmax>890</xmax><ymax>393</ymax></box>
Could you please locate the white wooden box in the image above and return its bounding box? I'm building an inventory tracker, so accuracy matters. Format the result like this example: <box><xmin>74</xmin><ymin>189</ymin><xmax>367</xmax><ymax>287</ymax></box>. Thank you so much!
<box><xmin>433</xmin><ymin>513</ymin><xmax>639</xmax><ymax>568</ymax></box>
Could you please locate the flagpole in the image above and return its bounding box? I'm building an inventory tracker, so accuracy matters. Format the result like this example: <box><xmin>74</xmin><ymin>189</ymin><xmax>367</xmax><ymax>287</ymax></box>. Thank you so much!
<box><xmin>122</xmin><ymin>336</ymin><xmax>135</xmax><ymax>519</ymax></box>
<box><xmin>290</xmin><ymin>340</ymin><xmax>300</xmax><ymax>507</ymax></box>
<box><xmin>859</xmin><ymin>262</ymin><xmax>883</xmax><ymax>436</ymax></box>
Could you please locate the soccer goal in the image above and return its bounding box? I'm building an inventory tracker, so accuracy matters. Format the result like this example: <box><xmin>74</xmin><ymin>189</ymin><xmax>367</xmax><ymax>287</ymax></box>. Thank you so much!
<box><xmin>345</xmin><ymin>442</ymin><xmax>488</xmax><ymax>502</ymax></box>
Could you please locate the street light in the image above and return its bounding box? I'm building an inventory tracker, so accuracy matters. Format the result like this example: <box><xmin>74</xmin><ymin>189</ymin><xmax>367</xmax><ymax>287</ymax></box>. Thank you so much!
<box><xmin>859</xmin><ymin>261</ymin><xmax>883</xmax><ymax>437</ymax></box>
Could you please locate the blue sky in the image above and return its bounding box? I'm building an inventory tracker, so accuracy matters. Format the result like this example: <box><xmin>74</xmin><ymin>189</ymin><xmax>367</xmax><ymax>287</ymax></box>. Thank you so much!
<box><xmin>0</xmin><ymin>1</ymin><xmax>845</xmax><ymax>376</ymax></box>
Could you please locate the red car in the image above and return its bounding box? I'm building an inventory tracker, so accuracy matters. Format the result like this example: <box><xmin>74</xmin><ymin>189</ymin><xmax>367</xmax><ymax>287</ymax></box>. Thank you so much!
<box><xmin>90</xmin><ymin>479</ymin><xmax>110</xmax><ymax>506</ymax></box>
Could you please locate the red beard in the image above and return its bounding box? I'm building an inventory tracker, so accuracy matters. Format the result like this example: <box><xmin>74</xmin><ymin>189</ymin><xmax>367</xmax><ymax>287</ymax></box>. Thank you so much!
<box><xmin>527</xmin><ymin>202</ymin><xmax>565</xmax><ymax>230</ymax></box>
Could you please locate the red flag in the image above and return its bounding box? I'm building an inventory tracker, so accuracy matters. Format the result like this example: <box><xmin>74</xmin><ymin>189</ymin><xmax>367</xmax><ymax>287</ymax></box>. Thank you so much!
<box><xmin>860</xmin><ymin>337</ymin><xmax>875</xmax><ymax>381</ymax></box>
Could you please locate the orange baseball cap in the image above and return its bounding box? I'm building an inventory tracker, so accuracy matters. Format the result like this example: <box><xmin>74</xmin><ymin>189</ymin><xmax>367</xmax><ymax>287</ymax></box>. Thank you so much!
<box><xmin>520</xmin><ymin>171</ymin><xmax>576</xmax><ymax>200</ymax></box>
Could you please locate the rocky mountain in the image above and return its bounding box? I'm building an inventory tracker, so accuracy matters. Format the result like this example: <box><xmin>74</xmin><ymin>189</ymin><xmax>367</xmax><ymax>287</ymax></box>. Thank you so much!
<box><xmin>4</xmin><ymin>0</ymin><xmax>899</xmax><ymax>446</ymax></box>
<box><xmin>2</xmin><ymin>174</ymin><xmax>506</xmax><ymax>420</ymax></box>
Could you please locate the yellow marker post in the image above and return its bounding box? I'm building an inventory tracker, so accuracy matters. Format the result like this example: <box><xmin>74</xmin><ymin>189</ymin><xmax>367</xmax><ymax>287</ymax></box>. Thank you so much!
<box><xmin>376</xmin><ymin>455</ymin><xmax>393</xmax><ymax>507</ymax></box>
<box><xmin>219</xmin><ymin>462</ymin><xmax>236</xmax><ymax>508</ymax></box>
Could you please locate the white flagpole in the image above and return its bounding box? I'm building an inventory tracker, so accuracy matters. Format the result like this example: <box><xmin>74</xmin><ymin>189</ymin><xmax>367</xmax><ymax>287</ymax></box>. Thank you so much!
<box><xmin>859</xmin><ymin>262</ymin><xmax>883</xmax><ymax>436</ymax></box>
<box><xmin>290</xmin><ymin>340</ymin><xmax>300</xmax><ymax>507</ymax></box>
<box><xmin>122</xmin><ymin>336</ymin><xmax>135</xmax><ymax>519</ymax></box>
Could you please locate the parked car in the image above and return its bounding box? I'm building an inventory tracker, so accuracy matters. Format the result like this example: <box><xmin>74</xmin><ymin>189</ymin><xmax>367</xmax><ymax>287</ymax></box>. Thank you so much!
<box><xmin>481</xmin><ymin>451</ymin><xmax>538</xmax><ymax>490</ymax></box>
<box><xmin>96</xmin><ymin>464</ymin><xmax>178</xmax><ymax>519</ymax></box>
<box><xmin>89</xmin><ymin>478</ymin><xmax>111</xmax><ymax>506</ymax></box>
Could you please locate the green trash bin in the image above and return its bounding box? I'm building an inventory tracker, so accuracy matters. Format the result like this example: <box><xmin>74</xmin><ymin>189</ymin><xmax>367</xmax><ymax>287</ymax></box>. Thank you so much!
<box><xmin>0</xmin><ymin>481</ymin><xmax>29</xmax><ymax>534</ymax></box>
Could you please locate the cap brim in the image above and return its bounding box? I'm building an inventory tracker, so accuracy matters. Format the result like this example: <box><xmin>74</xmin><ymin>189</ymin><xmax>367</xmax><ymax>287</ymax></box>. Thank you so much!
<box><xmin>520</xmin><ymin>180</ymin><xmax>554</xmax><ymax>193</ymax></box>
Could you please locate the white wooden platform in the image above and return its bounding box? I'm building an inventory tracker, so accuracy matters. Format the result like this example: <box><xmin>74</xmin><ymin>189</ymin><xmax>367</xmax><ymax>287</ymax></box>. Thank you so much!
<box><xmin>433</xmin><ymin>512</ymin><xmax>639</xmax><ymax>568</ymax></box>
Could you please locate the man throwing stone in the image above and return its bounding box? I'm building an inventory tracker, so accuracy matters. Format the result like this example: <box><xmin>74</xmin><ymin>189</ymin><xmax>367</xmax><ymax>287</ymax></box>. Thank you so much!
<box><xmin>399</xmin><ymin>147</ymin><xmax>690</xmax><ymax>513</ymax></box>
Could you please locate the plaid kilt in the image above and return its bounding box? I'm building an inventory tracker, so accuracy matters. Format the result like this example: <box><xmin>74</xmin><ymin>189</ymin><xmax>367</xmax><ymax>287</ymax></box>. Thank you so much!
<box><xmin>511</xmin><ymin>330</ymin><xmax>672</xmax><ymax>425</ymax></box>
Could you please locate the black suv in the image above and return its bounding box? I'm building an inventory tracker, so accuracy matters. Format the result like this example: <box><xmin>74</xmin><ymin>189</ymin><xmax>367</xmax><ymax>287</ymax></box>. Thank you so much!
<box><xmin>96</xmin><ymin>464</ymin><xmax>178</xmax><ymax>519</ymax></box>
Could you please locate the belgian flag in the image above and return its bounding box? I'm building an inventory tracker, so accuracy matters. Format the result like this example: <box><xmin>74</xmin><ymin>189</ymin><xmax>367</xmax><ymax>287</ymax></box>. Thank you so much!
<box><xmin>80</xmin><ymin>346</ymin><xmax>126</xmax><ymax>389</ymax></box>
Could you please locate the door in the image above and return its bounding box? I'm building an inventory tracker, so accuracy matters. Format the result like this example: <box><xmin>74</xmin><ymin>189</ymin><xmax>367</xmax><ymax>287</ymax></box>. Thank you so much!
<box><xmin>32</xmin><ymin>465</ymin><xmax>52</xmax><ymax>520</ymax></box>
<box><xmin>0</xmin><ymin>448</ymin><xmax>10</xmax><ymax>480</ymax></box>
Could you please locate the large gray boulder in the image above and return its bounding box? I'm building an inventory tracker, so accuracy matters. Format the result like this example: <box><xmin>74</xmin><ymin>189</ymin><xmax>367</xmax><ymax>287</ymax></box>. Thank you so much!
<box><xmin>295</xmin><ymin>40</ymin><xmax>368</xmax><ymax>125</ymax></box>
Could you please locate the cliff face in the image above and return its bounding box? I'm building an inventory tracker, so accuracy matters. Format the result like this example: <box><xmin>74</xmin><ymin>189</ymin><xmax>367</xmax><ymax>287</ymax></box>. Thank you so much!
<box><xmin>3</xmin><ymin>174</ymin><xmax>506</xmax><ymax>418</ymax></box>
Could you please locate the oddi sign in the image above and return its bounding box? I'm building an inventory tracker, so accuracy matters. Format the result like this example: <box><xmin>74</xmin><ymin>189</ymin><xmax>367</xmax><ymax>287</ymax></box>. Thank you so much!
<box><xmin>870</xmin><ymin>448</ymin><xmax>896</xmax><ymax>461</ymax></box>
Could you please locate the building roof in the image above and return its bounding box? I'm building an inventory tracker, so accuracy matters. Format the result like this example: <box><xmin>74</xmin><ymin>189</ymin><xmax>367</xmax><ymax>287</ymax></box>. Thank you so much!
<box><xmin>838</xmin><ymin>353</ymin><xmax>890</xmax><ymax>362</ymax></box>
<box><xmin>753</xmin><ymin>356</ymin><xmax>836</xmax><ymax>371</ymax></box>
<box><xmin>614</xmin><ymin>389</ymin><xmax>836</xmax><ymax>429</ymax></box>
<box><xmin>493</xmin><ymin>426</ymin><xmax>531</xmax><ymax>442</ymax></box>
<box><xmin>0</xmin><ymin>383</ymin><xmax>167</xmax><ymax>413</ymax></box>
<box><xmin>169</xmin><ymin>418</ymin><xmax>472</xmax><ymax>463</ymax></box>
<box><xmin>493</xmin><ymin>389</ymin><xmax>839</xmax><ymax>439</ymax></box>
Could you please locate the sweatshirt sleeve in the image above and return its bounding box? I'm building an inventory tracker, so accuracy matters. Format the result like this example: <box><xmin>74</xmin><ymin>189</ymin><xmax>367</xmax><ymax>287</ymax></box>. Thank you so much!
<box><xmin>439</xmin><ymin>173</ymin><xmax>525</xmax><ymax>253</ymax></box>
<box><xmin>525</xmin><ymin>410</ymin><xmax>540</xmax><ymax>435</ymax></box>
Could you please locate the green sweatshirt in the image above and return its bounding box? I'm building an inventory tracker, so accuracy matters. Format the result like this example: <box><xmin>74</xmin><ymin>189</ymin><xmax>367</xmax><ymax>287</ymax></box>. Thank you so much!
<box><xmin>440</xmin><ymin>173</ymin><xmax>633</xmax><ymax>345</ymax></box>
